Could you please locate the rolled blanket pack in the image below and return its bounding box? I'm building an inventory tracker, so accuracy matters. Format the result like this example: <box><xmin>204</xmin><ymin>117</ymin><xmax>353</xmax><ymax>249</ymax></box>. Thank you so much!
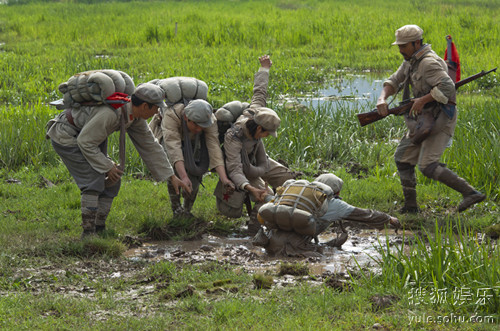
<box><xmin>148</xmin><ymin>77</ymin><xmax>208</xmax><ymax>105</ymax></box>
<box><xmin>58</xmin><ymin>69</ymin><xmax>135</xmax><ymax>108</ymax></box>
<box><xmin>215</xmin><ymin>100</ymin><xmax>250</xmax><ymax>122</ymax></box>
<box><xmin>257</xmin><ymin>180</ymin><xmax>334</xmax><ymax>236</ymax></box>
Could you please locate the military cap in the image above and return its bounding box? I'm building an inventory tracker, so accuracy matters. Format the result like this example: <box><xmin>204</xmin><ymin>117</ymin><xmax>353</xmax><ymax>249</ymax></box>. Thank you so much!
<box><xmin>134</xmin><ymin>83</ymin><xmax>167</xmax><ymax>108</ymax></box>
<box><xmin>254</xmin><ymin>107</ymin><xmax>280</xmax><ymax>137</ymax></box>
<box><xmin>184</xmin><ymin>99</ymin><xmax>214</xmax><ymax>128</ymax></box>
<box><xmin>392</xmin><ymin>25</ymin><xmax>423</xmax><ymax>45</ymax></box>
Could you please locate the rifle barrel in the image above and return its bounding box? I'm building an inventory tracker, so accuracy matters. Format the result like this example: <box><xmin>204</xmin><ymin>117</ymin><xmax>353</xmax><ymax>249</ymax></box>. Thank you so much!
<box><xmin>455</xmin><ymin>67</ymin><xmax>497</xmax><ymax>89</ymax></box>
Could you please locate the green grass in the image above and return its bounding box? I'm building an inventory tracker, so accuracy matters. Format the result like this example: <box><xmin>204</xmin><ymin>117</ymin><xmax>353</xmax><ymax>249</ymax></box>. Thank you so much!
<box><xmin>361</xmin><ymin>222</ymin><xmax>499</xmax><ymax>314</ymax></box>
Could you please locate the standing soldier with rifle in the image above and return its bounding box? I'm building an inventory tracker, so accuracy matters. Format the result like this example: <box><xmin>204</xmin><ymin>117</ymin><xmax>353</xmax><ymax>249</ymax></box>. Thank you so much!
<box><xmin>376</xmin><ymin>24</ymin><xmax>486</xmax><ymax>213</ymax></box>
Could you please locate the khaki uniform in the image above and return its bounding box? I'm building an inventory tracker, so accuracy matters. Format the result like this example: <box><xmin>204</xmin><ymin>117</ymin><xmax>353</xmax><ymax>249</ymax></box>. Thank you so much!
<box><xmin>252</xmin><ymin>180</ymin><xmax>391</xmax><ymax>257</ymax></box>
<box><xmin>149</xmin><ymin>103</ymin><xmax>224</xmax><ymax>215</ymax></box>
<box><xmin>384</xmin><ymin>44</ymin><xmax>456</xmax><ymax>169</ymax></box>
<box><xmin>159</xmin><ymin>104</ymin><xmax>224</xmax><ymax>170</ymax></box>
<box><xmin>47</xmin><ymin>103</ymin><xmax>174</xmax><ymax>181</ymax></box>
<box><xmin>224</xmin><ymin>69</ymin><xmax>295</xmax><ymax>191</ymax></box>
<box><xmin>224</xmin><ymin>69</ymin><xmax>297</xmax><ymax>233</ymax></box>
<box><xmin>46</xmin><ymin>103</ymin><xmax>174</xmax><ymax>231</ymax></box>
<box><xmin>385</xmin><ymin>44</ymin><xmax>483</xmax><ymax>212</ymax></box>
<box><xmin>254</xmin><ymin>192</ymin><xmax>393</xmax><ymax>257</ymax></box>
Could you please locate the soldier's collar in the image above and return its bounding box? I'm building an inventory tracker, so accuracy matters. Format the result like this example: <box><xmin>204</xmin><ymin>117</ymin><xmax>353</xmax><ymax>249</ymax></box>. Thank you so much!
<box><xmin>410</xmin><ymin>44</ymin><xmax>432</xmax><ymax>64</ymax></box>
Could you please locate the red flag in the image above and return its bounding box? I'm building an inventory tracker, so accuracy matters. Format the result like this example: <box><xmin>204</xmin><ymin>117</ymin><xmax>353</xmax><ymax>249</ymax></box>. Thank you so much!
<box><xmin>106</xmin><ymin>92</ymin><xmax>131</xmax><ymax>109</ymax></box>
<box><xmin>444</xmin><ymin>35</ymin><xmax>461</xmax><ymax>82</ymax></box>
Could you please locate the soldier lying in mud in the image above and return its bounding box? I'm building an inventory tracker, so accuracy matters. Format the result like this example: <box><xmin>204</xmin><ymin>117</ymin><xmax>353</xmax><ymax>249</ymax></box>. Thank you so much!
<box><xmin>252</xmin><ymin>173</ymin><xmax>401</xmax><ymax>257</ymax></box>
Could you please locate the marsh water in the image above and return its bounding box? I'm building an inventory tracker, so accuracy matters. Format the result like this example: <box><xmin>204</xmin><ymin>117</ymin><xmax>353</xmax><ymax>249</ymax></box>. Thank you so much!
<box><xmin>281</xmin><ymin>73</ymin><xmax>386</xmax><ymax>111</ymax></box>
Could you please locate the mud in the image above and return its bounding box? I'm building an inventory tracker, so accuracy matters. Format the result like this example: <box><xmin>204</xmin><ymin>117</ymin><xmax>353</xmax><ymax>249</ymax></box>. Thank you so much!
<box><xmin>124</xmin><ymin>227</ymin><xmax>413</xmax><ymax>276</ymax></box>
<box><xmin>0</xmin><ymin>226</ymin><xmax>414</xmax><ymax>321</ymax></box>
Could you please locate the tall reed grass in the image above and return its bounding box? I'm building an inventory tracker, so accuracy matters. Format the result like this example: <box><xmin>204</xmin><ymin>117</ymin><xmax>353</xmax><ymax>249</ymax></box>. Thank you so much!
<box><xmin>361</xmin><ymin>221</ymin><xmax>499</xmax><ymax>314</ymax></box>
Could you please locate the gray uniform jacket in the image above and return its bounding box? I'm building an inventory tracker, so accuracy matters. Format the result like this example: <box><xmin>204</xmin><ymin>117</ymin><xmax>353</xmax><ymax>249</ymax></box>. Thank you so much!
<box><xmin>159</xmin><ymin>103</ymin><xmax>224</xmax><ymax>170</ymax></box>
<box><xmin>46</xmin><ymin>103</ymin><xmax>174</xmax><ymax>182</ymax></box>
<box><xmin>224</xmin><ymin>68</ymin><xmax>271</xmax><ymax>189</ymax></box>
<box><xmin>384</xmin><ymin>44</ymin><xmax>456</xmax><ymax>136</ymax></box>
<box><xmin>319</xmin><ymin>198</ymin><xmax>391</xmax><ymax>227</ymax></box>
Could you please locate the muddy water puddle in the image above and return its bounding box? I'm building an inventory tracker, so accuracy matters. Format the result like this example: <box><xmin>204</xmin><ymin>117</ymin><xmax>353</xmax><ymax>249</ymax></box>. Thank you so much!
<box><xmin>124</xmin><ymin>228</ymin><xmax>414</xmax><ymax>276</ymax></box>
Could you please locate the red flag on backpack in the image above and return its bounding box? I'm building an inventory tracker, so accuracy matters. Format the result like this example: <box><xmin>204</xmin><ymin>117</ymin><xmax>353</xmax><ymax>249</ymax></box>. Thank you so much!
<box><xmin>106</xmin><ymin>92</ymin><xmax>131</xmax><ymax>109</ymax></box>
<box><xmin>444</xmin><ymin>35</ymin><xmax>461</xmax><ymax>82</ymax></box>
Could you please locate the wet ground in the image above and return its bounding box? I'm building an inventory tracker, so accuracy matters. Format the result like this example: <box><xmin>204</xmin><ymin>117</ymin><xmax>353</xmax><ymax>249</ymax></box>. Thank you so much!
<box><xmin>124</xmin><ymin>226</ymin><xmax>413</xmax><ymax>276</ymax></box>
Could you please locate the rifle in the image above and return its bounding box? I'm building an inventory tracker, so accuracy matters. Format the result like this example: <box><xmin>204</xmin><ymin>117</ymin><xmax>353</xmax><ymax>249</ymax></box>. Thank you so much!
<box><xmin>356</xmin><ymin>67</ymin><xmax>497</xmax><ymax>127</ymax></box>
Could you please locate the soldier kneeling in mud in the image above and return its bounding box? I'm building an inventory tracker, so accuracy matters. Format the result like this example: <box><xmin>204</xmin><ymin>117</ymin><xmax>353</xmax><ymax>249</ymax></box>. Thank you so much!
<box><xmin>252</xmin><ymin>173</ymin><xmax>400</xmax><ymax>257</ymax></box>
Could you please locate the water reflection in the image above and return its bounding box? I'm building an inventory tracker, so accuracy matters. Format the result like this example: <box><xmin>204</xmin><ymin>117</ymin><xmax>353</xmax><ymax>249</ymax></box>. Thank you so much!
<box><xmin>281</xmin><ymin>73</ymin><xmax>385</xmax><ymax>111</ymax></box>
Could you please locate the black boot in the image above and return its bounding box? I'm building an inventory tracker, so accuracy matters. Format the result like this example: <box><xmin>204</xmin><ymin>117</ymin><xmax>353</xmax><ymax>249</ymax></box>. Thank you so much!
<box><xmin>401</xmin><ymin>186</ymin><xmax>419</xmax><ymax>214</ymax></box>
<box><xmin>434</xmin><ymin>167</ymin><xmax>486</xmax><ymax>212</ymax></box>
<box><xmin>397</xmin><ymin>162</ymin><xmax>419</xmax><ymax>213</ymax></box>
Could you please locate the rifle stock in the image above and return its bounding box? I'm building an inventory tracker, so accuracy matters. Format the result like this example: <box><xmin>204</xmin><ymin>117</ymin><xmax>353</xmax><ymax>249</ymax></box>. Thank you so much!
<box><xmin>357</xmin><ymin>102</ymin><xmax>413</xmax><ymax>126</ymax></box>
<box><xmin>357</xmin><ymin>67</ymin><xmax>497</xmax><ymax>126</ymax></box>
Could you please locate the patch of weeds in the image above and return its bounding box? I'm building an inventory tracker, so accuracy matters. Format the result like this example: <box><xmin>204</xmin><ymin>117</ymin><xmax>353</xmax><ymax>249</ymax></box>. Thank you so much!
<box><xmin>138</xmin><ymin>214</ymin><xmax>211</xmax><ymax>241</ymax></box>
<box><xmin>97</xmin><ymin>228</ymin><xmax>119</xmax><ymax>239</ymax></box>
<box><xmin>369</xmin><ymin>294</ymin><xmax>399</xmax><ymax>311</ymax></box>
<box><xmin>324</xmin><ymin>274</ymin><xmax>352</xmax><ymax>292</ymax></box>
<box><xmin>484</xmin><ymin>224</ymin><xmax>500</xmax><ymax>239</ymax></box>
<box><xmin>147</xmin><ymin>261</ymin><xmax>176</xmax><ymax>283</ymax></box>
<box><xmin>209</xmin><ymin>216</ymin><xmax>245</xmax><ymax>236</ymax></box>
<box><xmin>162</xmin><ymin>284</ymin><xmax>197</xmax><ymax>301</ymax></box>
<box><xmin>168</xmin><ymin>216</ymin><xmax>211</xmax><ymax>241</ymax></box>
<box><xmin>253</xmin><ymin>273</ymin><xmax>273</xmax><ymax>289</ymax></box>
<box><xmin>64</xmin><ymin>237</ymin><xmax>126</xmax><ymax>258</ymax></box>
<box><xmin>213</xmin><ymin>279</ymin><xmax>232</xmax><ymax>287</ymax></box>
<box><xmin>206</xmin><ymin>286</ymin><xmax>239</xmax><ymax>295</ymax></box>
<box><xmin>278</xmin><ymin>262</ymin><xmax>309</xmax><ymax>276</ymax></box>
<box><xmin>177</xmin><ymin>291</ymin><xmax>204</xmax><ymax>313</ymax></box>
<box><xmin>198</xmin><ymin>261</ymin><xmax>229</xmax><ymax>274</ymax></box>
<box><xmin>121</xmin><ymin>235</ymin><xmax>143</xmax><ymax>248</ymax></box>
<box><xmin>138</xmin><ymin>216</ymin><xmax>169</xmax><ymax>240</ymax></box>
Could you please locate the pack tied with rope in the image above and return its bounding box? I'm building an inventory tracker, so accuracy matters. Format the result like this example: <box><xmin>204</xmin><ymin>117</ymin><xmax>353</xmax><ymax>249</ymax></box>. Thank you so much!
<box><xmin>214</xmin><ymin>100</ymin><xmax>250</xmax><ymax>143</ymax></box>
<box><xmin>148</xmin><ymin>77</ymin><xmax>209</xmax><ymax>141</ymax></box>
<box><xmin>148</xmin><ymin>77</ymin><xmax>208</xmax><ymax>107</ymax></box>
<box><xmin>48</xmin><ymin>70</ymin><xmax>136</xmax><ymax>188</ymax></box>
<box><xmin>51</xmin><ymin>69</ymin><xmax>135</xmax><ymax>110</ymax></box>
<box><xmin>257</xmin><ymin>179</ymin><xmax>334</xmax><ymax>236</ymax></box>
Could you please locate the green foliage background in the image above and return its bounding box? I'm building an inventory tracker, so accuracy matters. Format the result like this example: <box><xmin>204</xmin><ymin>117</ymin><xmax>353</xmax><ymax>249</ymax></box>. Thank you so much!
<box><xmin>0</xmin><ymin>1</ymin><xmax>498</xmax><ymax>329</ymax></box>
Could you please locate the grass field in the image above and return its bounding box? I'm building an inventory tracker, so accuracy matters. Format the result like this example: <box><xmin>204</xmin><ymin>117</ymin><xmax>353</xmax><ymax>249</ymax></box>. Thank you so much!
<box><xmin>0</xmin><ymin>0</ymin><xmax>499</xmax><ymax>329</ymax></box>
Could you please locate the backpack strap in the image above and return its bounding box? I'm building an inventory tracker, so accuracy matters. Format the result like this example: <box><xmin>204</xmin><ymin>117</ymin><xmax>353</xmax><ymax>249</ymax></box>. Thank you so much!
<box><xmin>181</xmin><ymin>117</ymin><xmax>210</xmax><ymax>178</ymax></box>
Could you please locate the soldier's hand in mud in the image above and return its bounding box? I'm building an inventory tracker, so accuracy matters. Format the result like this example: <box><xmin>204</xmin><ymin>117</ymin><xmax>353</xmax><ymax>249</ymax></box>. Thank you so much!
<box><xmin>389</xmin><ymin>216</ymin><xmax>401</xmax><ymax>232</ymax></box>
<box><xmin>376</xmin><ymin>97</ymin><xmax>389</xmax><ymax>117</ymax></box>
<box><xmin>106</xmin><ymin>164</ymin><xmax>123</xmax><ymax>183</ymax></box>
<box><xmin>259</xmin><ymin>55</ymin><xmax>272</xmax><ymax>69</ymax></box>
<box><xmin>222</xmin><ymin>179</ymin><xmax>235</xmax><ymax>194</ymax></box>
<box><xmin>246</xmin><ymin>185</ymin><xmax>268</xmax><ymax>202</ymax></box>
<box><xmin>169</xmin><ymin>175</ymin><xmax>192</xmax><ymax>195</ymax></box>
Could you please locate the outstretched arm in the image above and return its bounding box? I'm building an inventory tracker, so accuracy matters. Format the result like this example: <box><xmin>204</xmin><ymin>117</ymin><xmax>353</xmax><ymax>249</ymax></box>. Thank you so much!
<box><xmin>250</xmin><ymin>55</ymin><xmax>272</xmax><ymax>108</ymax></box>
